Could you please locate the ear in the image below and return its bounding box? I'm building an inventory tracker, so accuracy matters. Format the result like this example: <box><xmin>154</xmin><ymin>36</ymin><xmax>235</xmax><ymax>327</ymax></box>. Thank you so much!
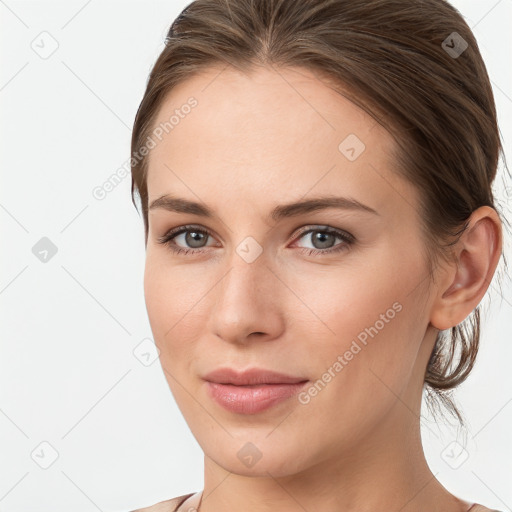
<box><xmin>429</xmin><ymin>206</ymin><xmax>502</xmax><ymax>331</ymax></box>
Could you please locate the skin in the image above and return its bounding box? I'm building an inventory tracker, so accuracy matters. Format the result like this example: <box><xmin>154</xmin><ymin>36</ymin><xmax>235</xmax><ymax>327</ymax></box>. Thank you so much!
<box><xmin>143</xmin><ymin>64</ymin><xmax>502</xmax><ymax>512</ymax></box>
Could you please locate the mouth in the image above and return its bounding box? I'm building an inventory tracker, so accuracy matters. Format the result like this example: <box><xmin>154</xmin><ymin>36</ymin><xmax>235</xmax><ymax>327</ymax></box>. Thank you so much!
<box><xmin>202</xmin><ymin>367</ymin><xmax>309</xmax><ymax>414</ymax></box>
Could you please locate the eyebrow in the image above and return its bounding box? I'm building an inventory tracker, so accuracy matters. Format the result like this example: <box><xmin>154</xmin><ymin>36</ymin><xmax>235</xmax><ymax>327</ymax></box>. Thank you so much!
<box><xmin>148</xmin><ymin>194</ymin><xmax>380</xmax><ymax>221</ymax></box>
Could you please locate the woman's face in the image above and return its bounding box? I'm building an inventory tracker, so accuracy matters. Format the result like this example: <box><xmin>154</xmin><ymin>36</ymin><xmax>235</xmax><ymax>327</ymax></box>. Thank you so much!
<box><xmin>143</xmin><ymin>64</ymin><xmax>440</xmax><ymax>477</ymax></box>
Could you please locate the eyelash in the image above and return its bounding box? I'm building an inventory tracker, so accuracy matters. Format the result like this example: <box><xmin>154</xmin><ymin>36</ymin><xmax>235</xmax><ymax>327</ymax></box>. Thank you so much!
<box><xmin>156</xmin><ymin>224</ymin><xmax>355</xmax><ymax>257</ymax></box>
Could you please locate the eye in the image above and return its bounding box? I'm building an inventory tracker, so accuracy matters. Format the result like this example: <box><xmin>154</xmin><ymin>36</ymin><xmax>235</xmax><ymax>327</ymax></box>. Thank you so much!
<box><xmin>156</xmin><ymin>224</ymin><xmax>355</xmax><ymax>256</ymax></box>
<box><xmin>292</xmin><ymin>225</ymin><xmax>355</xmax><ymax>256</ymax></box>
<box><xmin>156</xmin><ymin>224</ymin><xmax>216</xmax><ymax>255</ymax></box>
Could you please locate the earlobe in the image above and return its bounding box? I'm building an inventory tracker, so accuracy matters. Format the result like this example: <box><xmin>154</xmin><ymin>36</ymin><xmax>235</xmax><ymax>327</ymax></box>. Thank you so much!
<box><xmin>429</xmin><ymin>206</ymin><xmax>502</xmax><ymax>331</ymax></box>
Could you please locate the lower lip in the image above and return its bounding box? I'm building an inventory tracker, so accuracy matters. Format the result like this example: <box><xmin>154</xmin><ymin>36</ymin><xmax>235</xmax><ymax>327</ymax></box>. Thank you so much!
<box><xmin>205</xmin><ymin>381</ymin><xmax>309</xmax><ymax>414</ymax></box>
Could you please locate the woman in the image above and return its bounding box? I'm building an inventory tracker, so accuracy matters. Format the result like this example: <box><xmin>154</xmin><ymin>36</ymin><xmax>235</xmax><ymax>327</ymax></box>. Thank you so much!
<box><xmin>129</xmin><ymin>0</ymin><xmax>508</xmax><ymax>510</ymax></box>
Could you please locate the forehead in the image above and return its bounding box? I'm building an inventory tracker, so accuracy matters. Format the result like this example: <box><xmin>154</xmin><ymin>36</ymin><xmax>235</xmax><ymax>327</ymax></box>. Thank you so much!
<box><xmin>149</xmin><ymin>64</ymin><xmax>380</xmax><ymax>152</ymax></box>
<box><xmin>145</xmin><ymin>64</ymin><xmax>415</xmax><ymax>219</ymax></box>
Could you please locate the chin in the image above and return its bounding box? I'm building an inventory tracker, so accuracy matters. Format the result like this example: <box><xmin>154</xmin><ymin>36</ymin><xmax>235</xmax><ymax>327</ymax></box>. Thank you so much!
<box><xmin>201</xmin><ymin>430</ymin><xmax>318</xmax><ymax>477</ymax></box>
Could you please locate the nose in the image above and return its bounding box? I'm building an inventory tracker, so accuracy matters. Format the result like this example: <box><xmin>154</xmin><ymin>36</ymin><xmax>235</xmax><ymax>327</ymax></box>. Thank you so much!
<box><xmin>207</xmin><ymin>253</ymin><xmax>286</xmax><ymax>345</ymax></box>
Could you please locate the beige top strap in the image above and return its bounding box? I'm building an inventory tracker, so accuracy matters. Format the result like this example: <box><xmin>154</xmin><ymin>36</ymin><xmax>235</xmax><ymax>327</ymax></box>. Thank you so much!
<box><xmin>175</xmin><ymin>491</ymin><xmax>203</xmax><ymax>512</ymax></box>
<box><xmin>468</xmin><ymin>504</ymin><xmax>503</xmax><ymax>512</ymax></box>
<box><xmin>130</xmin><ymin>492</ymin><xmax>195</xmax><ymax>512</ymax></box>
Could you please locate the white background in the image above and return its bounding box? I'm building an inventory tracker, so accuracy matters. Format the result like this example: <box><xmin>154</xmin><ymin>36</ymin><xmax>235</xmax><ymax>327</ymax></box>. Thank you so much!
<box><xmin>1</xmin><ymin>0</ymin><xmax>511</xmax><ymax>510</ymax></box>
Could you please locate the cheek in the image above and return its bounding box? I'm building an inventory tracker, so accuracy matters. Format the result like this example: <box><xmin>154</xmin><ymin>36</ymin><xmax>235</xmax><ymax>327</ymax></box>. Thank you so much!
<box><xmin>143</xmin><ymin>254</ymin><xmax>210</xmax><ymax>369</ymax></box>
<box><xmin>298</xmin><ymin>254</ymin><xmax>427</xmax><ymax>396</ymax></box>
<box><xmin>144</xmin><ymin>256</ymin><xmax>216</xmax><ymax>422</ymax></box>
<box><xmin>289</xmin><ymin>286</ymin><xmax>423</xmax><ymax>450</ymax></box>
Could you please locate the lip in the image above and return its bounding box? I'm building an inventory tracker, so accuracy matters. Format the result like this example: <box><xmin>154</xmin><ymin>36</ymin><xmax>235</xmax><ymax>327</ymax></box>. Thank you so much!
<box><xmin>203</xmin><ymin>367</ymin><xmax>309</xmax><ymax>414</ymax></box>
<box><xmin>203</xmin><ymin>367</ymin><xmax>308</xmax><ymax>385</ymax></box>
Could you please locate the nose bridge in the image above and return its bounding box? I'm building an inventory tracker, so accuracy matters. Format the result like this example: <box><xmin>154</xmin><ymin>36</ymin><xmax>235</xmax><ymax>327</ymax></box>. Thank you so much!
<box><xmin>218</xmin><ymin>241</ymin><xmax>271</xmax><ymax>305</ymax></box>
<box><xmin>208</xmin><ymin>241</ymin><xmax>283</xmax><ymax>341</ymax></box>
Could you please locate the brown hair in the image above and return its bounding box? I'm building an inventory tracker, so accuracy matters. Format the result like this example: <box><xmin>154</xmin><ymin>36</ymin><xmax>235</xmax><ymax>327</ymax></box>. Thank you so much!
<box><xmin>130</xmin><ymin>0</ymin><xmax>509</xmax><ymax>426</ymax></box>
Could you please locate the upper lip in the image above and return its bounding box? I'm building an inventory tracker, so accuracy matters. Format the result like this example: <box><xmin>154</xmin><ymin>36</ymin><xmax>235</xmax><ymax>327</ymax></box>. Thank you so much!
<box><xmin>203</xmin><ymin>367</ymin><xmax>308</xmax><ymax>386</ymax></box>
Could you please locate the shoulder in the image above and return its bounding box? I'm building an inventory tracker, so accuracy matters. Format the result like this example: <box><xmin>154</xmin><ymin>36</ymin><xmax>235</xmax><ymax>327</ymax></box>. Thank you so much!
<box><xmin>130</xmin><ymin>492</ymin><xmax>195</xmax><ymax>512</ymax></box>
